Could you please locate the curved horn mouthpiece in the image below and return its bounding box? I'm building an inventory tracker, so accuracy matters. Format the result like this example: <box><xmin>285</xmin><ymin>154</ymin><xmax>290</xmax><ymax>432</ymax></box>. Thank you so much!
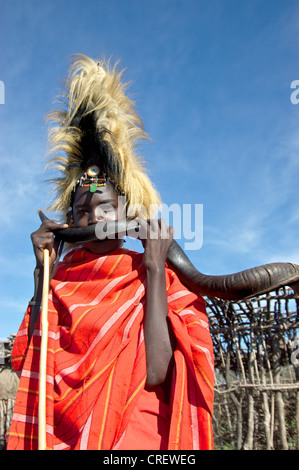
<box><xmin>38</xmin><ymin>210</ymin><xmax>299</xmax><ymax>300</ymax></box>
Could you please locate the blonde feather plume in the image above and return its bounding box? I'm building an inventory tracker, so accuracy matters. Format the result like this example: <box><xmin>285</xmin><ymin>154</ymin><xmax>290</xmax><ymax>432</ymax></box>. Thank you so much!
<box><xmin>46</xmin><ymin>54</ymin><xmax>160</xmax><ymax>219</ymax></box>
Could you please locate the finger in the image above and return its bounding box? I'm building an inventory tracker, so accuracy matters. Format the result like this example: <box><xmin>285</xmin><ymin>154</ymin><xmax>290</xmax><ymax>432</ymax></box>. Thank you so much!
<box><xmin>158</xmin><ymin>219</ymin><xmax>169</xmax><ymax>239</ymax></box>
<box><xmin>38</xmin><ymin>209</ymin><xmax>68</xmax><ymax>226</ymax></box>
<box><xmin>156</xmin><ymin>219</ymin><xmax>173</xmax><ymax>240</ymax></box>
<box><xmin>38</xmin><ymin>209</ymin><xmax>48</xmax><ymax>222</ymax></box>
<box><xmin>147</xmin><ymin>219</ymin><xmax>159</xmax><ymax>239</ymax></box>
<box><xmin>168</xmin><ymin>226</ymin><xmax>174</xmax><ymax>239</ymax></box>
<box><xmin>134</xmin><ymin>218</ymin><xmax>148</xmax><ymax>240</ymax></box>
<box><xmin>39</xmin><ymin>233</ymin><xmax>56</xmax><ymax>253</ymax></box>
<box><xmin>41</xmin><ymin>220</ymin><xmax>69</xmax><ymax>232</ymax></box>
<box><xmin>32</xmin><ymin>238</ymin><xmax>53</xmax><ymax>266</ymax></box>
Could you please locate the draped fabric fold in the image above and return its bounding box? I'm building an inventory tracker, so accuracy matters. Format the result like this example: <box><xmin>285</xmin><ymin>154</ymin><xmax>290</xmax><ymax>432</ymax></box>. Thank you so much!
<box><xmin>7</xmin><ymin>247</ymin><xmax>214</xmax><ymax>450</ymax></box>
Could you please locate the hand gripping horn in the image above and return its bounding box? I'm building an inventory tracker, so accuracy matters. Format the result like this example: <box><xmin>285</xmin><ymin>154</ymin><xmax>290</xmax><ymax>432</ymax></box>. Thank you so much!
<box><xmin>38</xmin><ymin>211</ymin><xmax>299</xmax><ymax>300</ymax></box>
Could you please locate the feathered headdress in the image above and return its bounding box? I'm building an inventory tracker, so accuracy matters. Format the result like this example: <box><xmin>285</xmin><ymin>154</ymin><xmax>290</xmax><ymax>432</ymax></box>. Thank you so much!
<box><xmin>45</xmin><ymin>54</ymin><xmax>160</xmax><ymax>220</ymax></box>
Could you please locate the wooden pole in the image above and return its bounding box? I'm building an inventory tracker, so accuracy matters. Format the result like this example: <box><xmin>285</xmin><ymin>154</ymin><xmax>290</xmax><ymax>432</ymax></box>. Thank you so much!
<box><xmin>38</xmin><ymin>248</ymin><xmax>50</xmax><ymax>450</ymax></box>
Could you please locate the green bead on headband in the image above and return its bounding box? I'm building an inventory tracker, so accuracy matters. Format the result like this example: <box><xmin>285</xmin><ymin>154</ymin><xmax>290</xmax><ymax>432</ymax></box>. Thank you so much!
<box><xmin>78</xmin><ymin>165</ymin><xmax>106</xmax><ymax>192</ymax></box>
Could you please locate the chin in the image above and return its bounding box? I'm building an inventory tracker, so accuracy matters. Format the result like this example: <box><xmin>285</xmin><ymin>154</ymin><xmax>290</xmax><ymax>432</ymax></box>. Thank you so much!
<box><xmin>83</xmin><ymin>239</ymin><xmax>123</xmax><ymax>254</ymax></box>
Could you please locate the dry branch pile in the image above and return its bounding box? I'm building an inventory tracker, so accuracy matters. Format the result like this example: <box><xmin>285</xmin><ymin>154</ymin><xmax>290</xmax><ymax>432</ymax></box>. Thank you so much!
<box><xmin>207</xmin><ymin>287</ymin><xmax>299</xmax><ymax>450</ymax></box>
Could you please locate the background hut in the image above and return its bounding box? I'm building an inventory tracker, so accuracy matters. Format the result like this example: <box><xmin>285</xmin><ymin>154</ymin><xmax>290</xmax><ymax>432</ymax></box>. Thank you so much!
<box><xmin>0</xmin><ymin>335</ymin><xmax>19</xmax><ymax>450</ymax></box>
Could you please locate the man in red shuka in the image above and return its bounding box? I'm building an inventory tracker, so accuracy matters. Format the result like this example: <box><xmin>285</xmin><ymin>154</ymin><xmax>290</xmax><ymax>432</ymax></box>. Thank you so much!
<box><xmin>7</xmin><ymin>55</ymin><xmax>214</xmax><ymax>450</ymax></box>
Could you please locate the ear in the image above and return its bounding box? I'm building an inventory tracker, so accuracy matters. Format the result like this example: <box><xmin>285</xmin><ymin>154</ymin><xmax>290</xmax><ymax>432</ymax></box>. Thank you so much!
<box><xmin>66</xmin><ymin>207</ymin><xmax>74</xmax><ymax>226</ymax></box>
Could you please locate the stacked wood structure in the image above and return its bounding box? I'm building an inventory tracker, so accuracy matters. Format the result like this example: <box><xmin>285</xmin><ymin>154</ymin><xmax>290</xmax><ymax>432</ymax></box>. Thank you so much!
<box><xmin>209</xmin><ymin>287</ymin><xmax>299</xmax><ymax>450</ymax></box>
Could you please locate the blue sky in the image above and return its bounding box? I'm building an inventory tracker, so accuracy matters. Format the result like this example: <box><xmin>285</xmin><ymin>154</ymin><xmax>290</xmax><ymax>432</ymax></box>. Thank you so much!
<box><xmin>1</xmin><ymin>0</ymin><xmax>299</xmax><ymax>339</ymax></box>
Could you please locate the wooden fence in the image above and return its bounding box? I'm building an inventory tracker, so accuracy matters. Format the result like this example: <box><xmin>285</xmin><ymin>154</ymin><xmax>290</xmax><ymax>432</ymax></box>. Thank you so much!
<box><xmin>207</xmin><ymin>287</ymin><xmax>299</xmax><ymax>450</ymax></box>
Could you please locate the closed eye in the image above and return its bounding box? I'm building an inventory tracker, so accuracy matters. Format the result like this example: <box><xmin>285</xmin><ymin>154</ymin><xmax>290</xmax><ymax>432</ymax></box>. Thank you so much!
<box><xmin>77</xmin><ymin>209</ymin><xmax>89</xmax><ymax>216</ymax></box>
<box><xmin>100</xmin><ymin>204</ymin><xmax>115</xmax><ymax>212</ymax></box>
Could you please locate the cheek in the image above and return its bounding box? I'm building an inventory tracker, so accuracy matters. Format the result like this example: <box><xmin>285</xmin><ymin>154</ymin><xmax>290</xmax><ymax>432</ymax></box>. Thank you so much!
<box><xmin>72</xmin><ymin>212</ymin><xmax>88</xmax><ymax>227</ymax></box>
<box><xmin>94</xmin><ymin>206</ymin><xmax>119</xmax><ymax>221</ymax></box>
<box><xmin>102</xmin><ymin>212</ymin><xmax>118</xmax><ymax>222</ymax></box>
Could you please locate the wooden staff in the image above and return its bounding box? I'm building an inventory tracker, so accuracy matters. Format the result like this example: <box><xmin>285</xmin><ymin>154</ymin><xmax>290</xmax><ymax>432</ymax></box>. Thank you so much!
<box><xmin>38</xmin><ymin>247</ymin><xmax>50</xmax><ymax>450</ymax></box>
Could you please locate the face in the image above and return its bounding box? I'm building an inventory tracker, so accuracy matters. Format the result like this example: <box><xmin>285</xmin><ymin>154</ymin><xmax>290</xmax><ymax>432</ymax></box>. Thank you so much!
<box><xmin>72</xmin><ymin>181</ymin><xmax>125</xmax><ymax>254</ymax></box>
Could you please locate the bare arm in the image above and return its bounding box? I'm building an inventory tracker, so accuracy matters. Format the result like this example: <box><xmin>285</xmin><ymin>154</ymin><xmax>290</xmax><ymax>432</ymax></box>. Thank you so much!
<box><xmin>140</xmin><ymin>219</ymin><xmax>175</xmax><ymax>387</ymax></box>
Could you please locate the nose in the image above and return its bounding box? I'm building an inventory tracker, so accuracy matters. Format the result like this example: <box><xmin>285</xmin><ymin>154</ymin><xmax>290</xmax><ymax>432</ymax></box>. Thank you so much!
<box><xmin>88</xmin><ymin>209</ymin><xmax>105</xmax><ymax>225</ymax></box>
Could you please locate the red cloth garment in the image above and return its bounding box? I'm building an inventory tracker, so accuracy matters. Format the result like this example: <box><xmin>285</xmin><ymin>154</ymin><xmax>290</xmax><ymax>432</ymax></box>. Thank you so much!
<box><xmin>7</xmin><ymin>247</ymin><xmax>214</xmax><ymax>450</ymax></box>
<box><xmin>117</xmin><ymin>387</ymin><xmax>171</xmax><ymax>450</ymax></box>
